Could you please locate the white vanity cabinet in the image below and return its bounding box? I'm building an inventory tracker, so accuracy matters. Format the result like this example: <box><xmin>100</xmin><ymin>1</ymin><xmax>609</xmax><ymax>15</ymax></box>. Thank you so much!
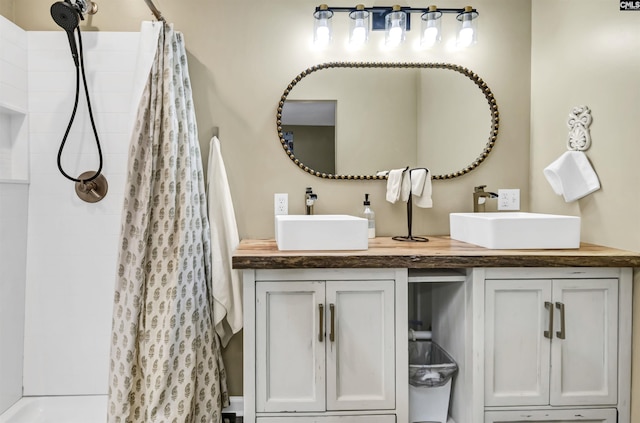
<box><xmin>243</xmin><ymin>268</ymin><xmax>408</xmax><ymax>423</ymax></box>
<box><xmin>481</xmin><ymin>268</ymin><xmax>632</xmax><ymax>423</ymax></box>
<box><xmin>234</xmin><ymin>237</ymin><xmax>639</xmax><ymax>423</ymax></box>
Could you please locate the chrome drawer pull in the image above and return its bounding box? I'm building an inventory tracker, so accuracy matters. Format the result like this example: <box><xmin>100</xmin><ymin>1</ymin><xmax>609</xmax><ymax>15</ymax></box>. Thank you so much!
<box><xmin>544</xmin><ymin>301</ymin><xmax>554</xmax><ymax>339</ymax></box>
<box><xmin>318</xmin><ymin>304</ymin><xmax>324</xmax><ymax>342</ymax></box>
<box><xmin>556</xmin><ymin>302</ymin><xmax>566</xmax><ymax>340</ymax></box>
<box><xmin>330</xmin><ymin>303</ymin><xmax>335</xmax><ymax>343</ymax></box>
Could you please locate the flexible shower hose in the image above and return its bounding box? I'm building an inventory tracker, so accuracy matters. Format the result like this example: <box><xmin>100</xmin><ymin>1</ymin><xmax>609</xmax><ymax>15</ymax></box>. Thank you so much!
<box><xmin>56</xmin><ymin>26</ymin><xmax>104</xmax><ymax>184</ymax></box>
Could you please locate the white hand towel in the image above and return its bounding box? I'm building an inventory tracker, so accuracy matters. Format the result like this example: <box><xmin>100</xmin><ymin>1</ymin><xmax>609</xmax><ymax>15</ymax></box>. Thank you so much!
<box><xmin>411</xmin><ymin>169</ymin><xmax>433</xmax><ymax>208</ymax></box>
<box><xmin>543</xmin><ymin>150</ymin><xmax>600</xmax><ymax>202</ymax></box>
<box><xmin>386</xmin><ymin>168</ymin><xmax>405</xmax><ymax>203</ymax></box>
<box><xmin>207</xmin><ymin>136</ymin><xmax>243</xmax><ymax>347</ymax></box>
<box><xmin>400</xmin><ymin>170</ymin><xmax>412</xmax><ymax>202</ymax></box>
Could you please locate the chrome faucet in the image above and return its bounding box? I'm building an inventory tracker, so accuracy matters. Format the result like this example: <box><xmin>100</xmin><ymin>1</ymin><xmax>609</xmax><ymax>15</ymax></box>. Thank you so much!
<box><xmin>305</xmin><ymin>187</ymin><xmax>318</xmax><ymax>215</ymax></box>
<box><xmin>473</xmin><ymin>185</ymin><xmax>498</xmax><ymax>212</ymax></box>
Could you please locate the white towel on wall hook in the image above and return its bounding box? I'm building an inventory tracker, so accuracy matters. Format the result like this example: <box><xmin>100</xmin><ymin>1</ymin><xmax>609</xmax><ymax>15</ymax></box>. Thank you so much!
<box><xmin>207</xmin><ymin>136</ymin><xmax>243</xmax><ymax>347</ymax></box>
<box><xmin>543</xmin><ymin>105</ymin><xmax>600</xmax><ymax>202</ymax></box>
<box><xmin>543</xmin><ymin>150</ymin><xmax>600</xmax><ymax>202</ymax></box>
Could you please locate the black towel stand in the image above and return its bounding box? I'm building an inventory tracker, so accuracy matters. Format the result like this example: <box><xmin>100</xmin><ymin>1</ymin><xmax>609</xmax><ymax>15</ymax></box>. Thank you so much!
<box><xmin>392</xmin><ymin>167</ymin><xmax>429</xmax><ymax>243</ymax></box>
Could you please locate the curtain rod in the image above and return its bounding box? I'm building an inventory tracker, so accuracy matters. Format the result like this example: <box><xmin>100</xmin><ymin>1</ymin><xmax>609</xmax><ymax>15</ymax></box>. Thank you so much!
<box><xmin>143</xmin><ymin>0</ymin><xmax>165</xmax><ymax>22</ymax></box>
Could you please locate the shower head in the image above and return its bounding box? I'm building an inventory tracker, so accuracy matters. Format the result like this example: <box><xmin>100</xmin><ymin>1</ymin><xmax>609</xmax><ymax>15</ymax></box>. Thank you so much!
<box><xmin>50</xmin><ymin>1</ymin><xmax>98</xmax><ymax>67</ymax></box>
<box><xmin>50</xmin><ymin>0</ymin><xmax>98</xmax><ymax>28</ymax></box>
<box><xmin>50</xmin><ymin>1</ymin><xmax>80</xmax><ymax>32</ymax></box>
<box><xmin>50</xmin><ymin>1</ymin><xmax>81</xmax><ymax>67</ymax></box>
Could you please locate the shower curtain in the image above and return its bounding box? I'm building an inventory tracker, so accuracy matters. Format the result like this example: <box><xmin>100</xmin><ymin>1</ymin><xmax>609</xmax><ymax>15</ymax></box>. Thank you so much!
<box><xmin>107</xmin><ymin>23</ymin><xmax>229</xmax><ymax>423</ymax></box>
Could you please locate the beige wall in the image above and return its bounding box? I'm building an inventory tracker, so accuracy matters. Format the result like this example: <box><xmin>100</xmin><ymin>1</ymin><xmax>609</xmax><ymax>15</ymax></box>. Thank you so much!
<box><xmin>0</xmin><ymin>0</ymin><xmax>12</xmax><ymax>21</ymax></box>
<box><xmin>530</xmin><ymin>1</ymin><xmax>640</xmax><ymax>419</ymax></box>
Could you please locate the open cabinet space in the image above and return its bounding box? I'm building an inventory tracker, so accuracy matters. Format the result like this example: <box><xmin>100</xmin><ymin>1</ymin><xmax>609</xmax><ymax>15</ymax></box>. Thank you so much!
<box><xmin>408</xmin><ymin>269</ymin><xmax>470</xmax><ymax>423</ymax></box>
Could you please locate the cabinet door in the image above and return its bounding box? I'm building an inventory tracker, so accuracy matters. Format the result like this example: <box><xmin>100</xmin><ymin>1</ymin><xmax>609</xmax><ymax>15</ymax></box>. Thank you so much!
<box><xmin>550</xmin><ymin>279</ymin><xmax>618</xmax><ymax>406</ymax></box>
<box><xmin>256</xmin><ymin>282</ymin><xmax>326</xmax><ymax>412</ymax></box>
<box><xmin>484</xmin><ymin>408</ymin><xmax>617</xmax><ymax>423</ymax></box>
<box><xmin>325</xmin><ymin>280</ymin><xmax>395</xmax><ymax>411</ymax></box>
<box><xmin>485</xmin><ymin>279</ymin><xmax>551</xmax><ymax>407</ymax></box>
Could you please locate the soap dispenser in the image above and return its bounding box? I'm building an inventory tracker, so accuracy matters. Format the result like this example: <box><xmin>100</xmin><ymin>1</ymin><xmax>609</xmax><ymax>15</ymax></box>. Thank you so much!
<box><xmin>363</xmin><ymin>193</ymin><xmax>376</xmax><ymax>239</ymax></box>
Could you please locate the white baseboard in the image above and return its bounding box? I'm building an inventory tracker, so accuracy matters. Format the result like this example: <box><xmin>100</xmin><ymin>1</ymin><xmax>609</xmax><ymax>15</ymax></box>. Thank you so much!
<box><xmin>222</xmin><ymin>396</ymin><xmax>243</xmax><ymax>416</ymax></box>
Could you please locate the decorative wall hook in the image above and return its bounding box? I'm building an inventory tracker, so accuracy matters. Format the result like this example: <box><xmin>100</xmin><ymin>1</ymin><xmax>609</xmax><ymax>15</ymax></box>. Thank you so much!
<box><xmin>543</xmin><ymin>105</ymin><xmax>600</xmax><ymax>202</ymax></box>
<box><xmin>567</xmin><ymin>105</ymin><xmax>592</xmax><ymax>151</ymax></box>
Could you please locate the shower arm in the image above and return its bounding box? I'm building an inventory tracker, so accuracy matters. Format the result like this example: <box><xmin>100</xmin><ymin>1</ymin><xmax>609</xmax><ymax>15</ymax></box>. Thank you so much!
<box><xmin>143</xmin><ymin>0</ymin><xmax>165</xmax><ymax>23</ymax></box>
<box><xmin>79</xmin><ymin>0</ymin><xmax>98</xmax><ymax>16</ymax></box>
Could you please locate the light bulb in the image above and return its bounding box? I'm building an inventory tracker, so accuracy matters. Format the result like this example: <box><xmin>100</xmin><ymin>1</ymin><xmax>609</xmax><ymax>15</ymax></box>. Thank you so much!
<box><xmin>420</xmin><ymin>8</ymin><xmax>441</xmax><ymax>48</ymax></box>
<box><xmin>422</xmin><ymin>27</ymin><xmax>438</xmax><ymax>47</ymax></box>
<box><xmin>349</xmin><ymin>7</ymin><xmax>369</xmax><ymax>47</ymax></box>
<box><xmin>385</xmin><ymin>6</ymin><xmax>406</xmax><ymax>47</ymax></box>
<box><xmin>456</xmin><ymin>8</ymin><xmax>478</xmax><ymax>48</ymax></box>
<box><xmin>315</xmin><ymin>23</ymin><xmax>330</xmax><ymax>46</ymax></box>
<box><xmin>457</xmin><ymin>23</ymin><xmax>474</xmax><ymax>47</ymax></box>
<box><xmin>313</xmin><ymin>5</ymin><xmax>333</xmax><ymax>47</ymax></box>
<box><xmin>351</xmin><ymin>25</ymin><xmax>367</xmax><ymax>46</ymax></box>
<box><xmin>388</xmin><ymin>24</ymin><xmax>402</xmax><ymax>46</ymax></box>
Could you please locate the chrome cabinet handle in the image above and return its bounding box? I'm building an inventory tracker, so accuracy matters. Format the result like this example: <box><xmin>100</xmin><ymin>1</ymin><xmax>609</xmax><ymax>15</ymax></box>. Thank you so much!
<box><xmin>318</xmin><ymin>304</ymin><xmax>324</xmax><ymax>342</ymax></box>
<box><xmin>544</xmin><ymin>301</ymin><xmax>554</xmax><ymax>339</ymax></box>
<box><xmin>556</xmin><ymin>302</ymin><xmax>566</xmax><ymax>340</ymax></box>
<box><xmin>329</xmin><ymin>303</ymin><xmax>335</xmax><ymax>343</ymax></box>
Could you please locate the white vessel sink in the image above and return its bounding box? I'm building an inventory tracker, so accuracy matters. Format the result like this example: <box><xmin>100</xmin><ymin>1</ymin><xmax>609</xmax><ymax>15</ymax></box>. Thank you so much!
<box><xmin>449</xmin><ymin>212</ymin><xmax>581</xmax><ymax>249</ymax></box>
<box><xmin>275</xmin><ymin>214</ymin><xmax>368</xmax><ymax>251</ymax></box>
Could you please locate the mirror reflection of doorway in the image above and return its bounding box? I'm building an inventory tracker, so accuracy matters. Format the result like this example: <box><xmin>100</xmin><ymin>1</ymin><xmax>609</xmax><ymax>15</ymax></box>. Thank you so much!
<box><xmin>281</xmin><ymin>100</ymin><xmax>336</xmax><ymax>174</ymax></box>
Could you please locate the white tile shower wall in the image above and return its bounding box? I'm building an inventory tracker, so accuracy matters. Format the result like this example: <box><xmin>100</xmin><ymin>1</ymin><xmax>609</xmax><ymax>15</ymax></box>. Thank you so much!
<box><xmin>0</xmin><ymin>15</ymin><xmax>28</xmax><ymax>181</ymax></box>
<box><xmin>0</xmin><ymin>15</ymin><xmax>27</xmax><ymax>112</ymax></box>
<box><xmin>23</xmin><ymin>31</ymin><xmax>140</xmax><ymax>395</ymax></box>
<box><xmin>0</xmin><ymin>16</ymin><xmax>28</xmax><ymax>415</ymax></box>
<box><xmin>0</xmin><ymin>182</ymin><xmax>29</xmax><ymax>415</ymax></box>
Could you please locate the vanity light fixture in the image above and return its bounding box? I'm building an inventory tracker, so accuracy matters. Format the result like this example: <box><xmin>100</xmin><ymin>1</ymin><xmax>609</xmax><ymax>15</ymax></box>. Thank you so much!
<box><xmin>420</xmin><ymin>5</ymin><xmax>442</xmax><ymax>48</ymax></box>
<box><xmin>314</xmin><ymin>4</ymin><xmax>334</xmax><ymax>46</ymax></box>
<box><xmin>456</xmin><ymin>5</ymin><xmax>478</xmax><ymax>47</ymax></box>
<box><xmin>385</xmin><ymin>5</ymin><xmax>406</xmax><ymax>47</ymax></box>
<box><xmin>313</xmin><ymin>4</ymin><xmax>478</xmax><ymax>48</ymax></box>
<box><xmin>349</xmin><ymin>4</ymin><xmax>370</xmax><ymax>46</ymax></box>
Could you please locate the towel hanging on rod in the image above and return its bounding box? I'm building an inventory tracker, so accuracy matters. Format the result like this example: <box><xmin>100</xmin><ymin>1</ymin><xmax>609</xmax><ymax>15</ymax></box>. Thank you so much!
<box><xmin>143</xmin><ymin>0</ymin><xmax>165</xmax><ymax>22</ymax></box>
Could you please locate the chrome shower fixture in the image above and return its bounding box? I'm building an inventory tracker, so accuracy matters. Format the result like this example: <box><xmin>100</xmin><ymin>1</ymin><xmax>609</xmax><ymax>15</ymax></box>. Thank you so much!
<box><xmin>75</xmin><ymin>171</ymin><xmax>108</xmax><ymax>203</ymax></box>
<box><xmin>75</xmin><ymin>0</ymin><xmax>99</xmax><ymax>16</ymax></box>
<box><xmin>52</xmin><ymin>0</ymin><xmax>98</xmax><ymax>20</ymax></box>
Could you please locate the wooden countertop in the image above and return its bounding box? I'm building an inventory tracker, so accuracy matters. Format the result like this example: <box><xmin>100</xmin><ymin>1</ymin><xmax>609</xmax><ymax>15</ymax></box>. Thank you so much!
<box><xmin>232</xmin><ymin>236</ymin><xmax>640</xmax><ymax>269</ymax></box>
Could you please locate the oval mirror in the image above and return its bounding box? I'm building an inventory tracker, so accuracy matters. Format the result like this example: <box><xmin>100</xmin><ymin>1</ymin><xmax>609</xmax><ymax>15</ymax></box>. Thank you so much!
<box><xmin>277</xmin><ymin>62</ymin><xmax>499</xmax><ymax>180</ymax></box>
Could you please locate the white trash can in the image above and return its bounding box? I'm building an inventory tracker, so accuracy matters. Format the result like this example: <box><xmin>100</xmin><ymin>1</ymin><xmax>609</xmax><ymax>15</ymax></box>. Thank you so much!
<box><xmin>408</xmin><ymin>341</ymin><xmax>458</xmax><ymax>423</ymax></box>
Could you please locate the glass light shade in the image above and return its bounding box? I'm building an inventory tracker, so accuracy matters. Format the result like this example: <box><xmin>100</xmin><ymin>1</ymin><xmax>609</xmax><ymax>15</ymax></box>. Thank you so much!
<box><xmin>313</xmin><ymin>7</ymin><xmax>334</xmax><ymax>46</ymax></box>
<box><xmin>456</xmin><ymin>8</ymin><xmax>478</xmax><ymax>47</ymax></box>
<box><xmin>349</xmin><ymin>8</ymin><xmax>370</xmax><ymax>46</ymax></box>
<box><xmin>420</xmin><ymin>9</ymin><xmax>442</xmax><ymax>48</ymax></box>
<box><xmin>384</xmin><ymin>7</ymin><xmax>406</xmax><ymax>47</ymax></box>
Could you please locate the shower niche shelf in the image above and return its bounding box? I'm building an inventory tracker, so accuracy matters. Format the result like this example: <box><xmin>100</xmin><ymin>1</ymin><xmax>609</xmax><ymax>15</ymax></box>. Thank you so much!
<box><xmin>0</xmin><ymin>103</ymin><xmax>29</xmax><ymax>183</ymax></box>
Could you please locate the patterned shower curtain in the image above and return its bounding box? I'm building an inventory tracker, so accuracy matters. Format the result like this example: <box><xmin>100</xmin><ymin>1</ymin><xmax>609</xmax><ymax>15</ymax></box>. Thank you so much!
<box><xmin>108</xmin><ymin>23</ymin><xmax>229</xmax><ymax>423</ymax></box>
